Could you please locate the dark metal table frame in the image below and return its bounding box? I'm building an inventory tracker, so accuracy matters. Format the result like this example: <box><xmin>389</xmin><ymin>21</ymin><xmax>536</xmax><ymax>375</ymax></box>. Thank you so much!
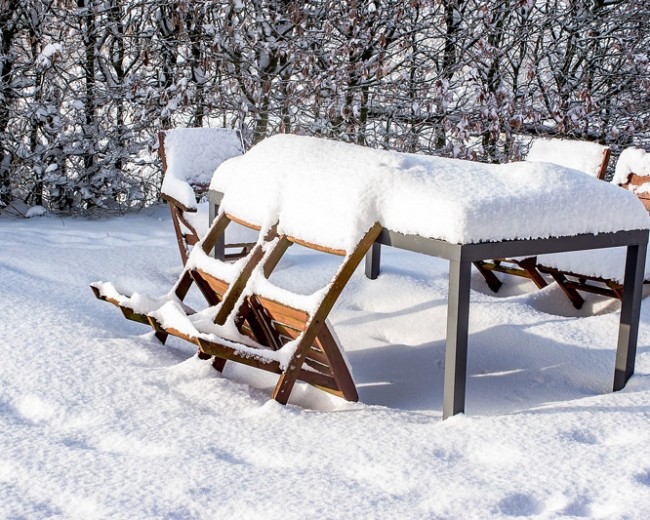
<box><xmin>209</xmin><ymin>190</ymin><xmax>648</xmax><ymax>419</ymax></box>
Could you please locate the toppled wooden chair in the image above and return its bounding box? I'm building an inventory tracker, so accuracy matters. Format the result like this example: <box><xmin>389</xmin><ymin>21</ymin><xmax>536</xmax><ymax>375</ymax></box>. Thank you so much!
<box><xmin>159</xmin><ymin>128</ymin><xmax>253</xmax><ymax>264</ymax></box>
<box><xmin>474</xmin><ymin>138</ymin><xmax>611</xmax><ymax>292</ymax></box>
<box><xmin>536</xmin><ymin>147</ymin><xmax>650</xmax><ymax>308</ymax></box>
<box><xmin>153</xmin><ymin>222</ymin><xmax>383</xmax><ymax>403</ymax></box>
<box><xmin>92</xmin><ymin>197</ymin><xmax>382</xmax><ymax>402</ymax></box>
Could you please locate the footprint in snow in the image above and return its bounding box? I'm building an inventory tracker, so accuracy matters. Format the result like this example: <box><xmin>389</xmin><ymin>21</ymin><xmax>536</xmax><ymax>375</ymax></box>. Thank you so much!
<box><xmin>636</xmin><ymin>469</ymin><xmax>650</xmax><ymax>487</ymax></box>
<box><xmin>564</xmin><ymin>428</ymin><xmax>599</xmax><ymax>445</ymax></box>
<box><xmin>561</xmin><ymin>495</ymin><xmax>592</xmax><ymax>517</ymax></box>
<box><xmin>496</xmin><ymin>493</ymin><xmax>543</xmax><ymax>517</ymax></box>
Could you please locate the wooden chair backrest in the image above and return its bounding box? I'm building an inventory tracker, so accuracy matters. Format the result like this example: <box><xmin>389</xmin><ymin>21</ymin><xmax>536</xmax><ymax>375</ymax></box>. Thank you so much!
<box><xmin>246</xmin><ymin>224</ymin><xmax>381</xmax><ymax>351</ymax></box>
<box><xmin>526</xmin><ymin>138</ymin><xmax>610</xmax><ymax>180</ymax></box>
<box><xmin>241</xmin><ymin>223</ymin><xmax>382</xmax><ymax>401</ymax></box>
<box><xmin>158</xmin><ymin>128</ymin><xmax>245</xmax><ymax>264</ymax></box>
<box><xmin>158</xmin><ymin>128</ymin><xmax>245</xmax><ymax>209</ymax></box>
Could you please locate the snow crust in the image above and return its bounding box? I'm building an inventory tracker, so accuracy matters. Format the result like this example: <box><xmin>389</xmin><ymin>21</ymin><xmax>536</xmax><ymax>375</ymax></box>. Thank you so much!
<box><xmin>4</xmin><ymin>209</ymin><xmax>650</xmax><ymax>519</ymax></box>
<box><xmin>160</xmin><ymin>128</ymin><xmax>244</xmax><ymax>210</ymax></box>
<box><xmin>612</xmin><ymin>147</ymin><xmax>650</xmax><ymax>186</ymax></box>
<box><xmin>213</xmin><ymin>135</ymin><xmax>648</xmax><ymax>250</ymax></box>
<box><xmin>525</xmin><ymin>137</ymin><xmax>608</xmax><ymax>177</ymax></box>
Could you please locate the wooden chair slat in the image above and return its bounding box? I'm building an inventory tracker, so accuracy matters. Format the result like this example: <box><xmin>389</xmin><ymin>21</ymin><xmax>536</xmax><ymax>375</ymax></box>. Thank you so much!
<box><xmin>625</xmin><ymin>173</ymin><xmax>649</xmax><ymax>187</ymax></box>
<box><xmin>303</xmin><ymin>356</ymin><xmax>331</xmax><ymax>374</ymax></box>
<box><xmin>197</xmin><ymin>335</ymin><xmax>341</xmax><ymax>394</ymax></box>
<box><xmin>304</xmin><ymin>344</ymin><xmax>331</xmax><ymax>367</ymax></box>
<box><xmin>254</xmin><ymin>295</ymin><xmax>310</xmax><ymax>331</ymax></box>
<box><xmin>197</xmin><ymin>337</ymin><xmax>281</xmax><ymax>370</ymax></box>
<box><xmin>224</xmin><ymin>213</ymin><xmax>262</xmax><ymax>231</ymax></box>
<box><xmin>286</xmin><ymin>236</ymin><xmax>347</xmax><ymax>256</ymax></box>
<box><xmin>192</xmin><ymin>269</ymin><xmax>230</xmax><ymax>300</ymax></box>
<box><xmin>265</xmin><ymin>319</ymin><xmax>301</xmax><ymax>341</ymax></box>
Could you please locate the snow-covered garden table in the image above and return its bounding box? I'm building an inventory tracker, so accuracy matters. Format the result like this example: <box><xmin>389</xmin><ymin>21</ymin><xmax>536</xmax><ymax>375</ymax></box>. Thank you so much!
<box><xmin>207</xmin><ymin>135</ymin><xmax>650</xmax><ymax>419</ymax></box>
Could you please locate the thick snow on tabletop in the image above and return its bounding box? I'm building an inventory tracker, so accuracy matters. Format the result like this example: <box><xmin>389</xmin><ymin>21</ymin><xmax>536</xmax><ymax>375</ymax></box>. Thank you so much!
<box><xmin>212</xmin><ymin>134</ymin><xmax>648</xmax><ymax>248</ymax></box>
<box><xmin>525</xmin><ymin>137</ymin><xmax>608</xmax><ymax>177</ymax></box>
<box><xmin>160</xmin><ymin>127</ymin><xmax>244</xmax><ymax>210</ymax></box>
<box><xmin>210</xmin><ymin>137</ymin><xmax>290</xmax><ymax>231</ymax></box>
<box><xmin>612</xmin><ymin>147</ymin><xmax>650</xmax><ymax>186</ymax></box>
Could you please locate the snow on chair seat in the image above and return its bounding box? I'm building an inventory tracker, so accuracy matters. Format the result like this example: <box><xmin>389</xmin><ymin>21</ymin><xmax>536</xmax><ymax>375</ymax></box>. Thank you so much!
<box><xmin>474</xmin><ymin>137</ymin><xmax>612</xmax><ymax>293</ymax></box>
<box><xmin>536</xmin><ymin>147</ymin><xmax>650</xmax><ymax>309</ymax></box>
<box><xmin>158</xmin><ymin>127</ymin><xmax>250</xmax><ymax>264</ymax></box>
<box><xmin>89</xmin><ymin>281</ymin><xmax>189</xmax><ymax>344</ymax></box>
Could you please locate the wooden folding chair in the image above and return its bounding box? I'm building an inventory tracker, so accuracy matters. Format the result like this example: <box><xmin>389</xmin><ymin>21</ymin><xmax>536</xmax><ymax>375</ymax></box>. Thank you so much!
<box><xmin>474</xmin><ymin>138</ymin><xmax>611</xmax><ymax>292</ymax></box>
<box><xmin>537</xmin><ymin>153</ymin><xmax>650</xmax><ymax>309</ymax></box>
<box><xmin>159</xmin><ymin>128</ymin><xmax>253</xmax><ymax>265</ymax></box>
<box><xmin>159</xmin><ymin>222</ymin><xmax>384</xmax><ymax>403</ymax></box>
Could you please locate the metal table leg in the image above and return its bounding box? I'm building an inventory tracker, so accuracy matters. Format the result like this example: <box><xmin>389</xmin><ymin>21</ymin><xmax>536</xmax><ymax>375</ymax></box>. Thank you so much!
<box><xmin>614</xmin><ymin>243</ymin><xmax>647</xmax><ymax>390</ymax></box>
<box><xmin>365</xmin><ymin>243</ymin><xmax>382</xmax><ymax>279</ymax></box>
<box><xmin>209</xmin><ymin>199</ymin><xmax>225</xmax><ymax>261</ymax></box>
<box><xmin>443</xmin><ymin>259</ymin><xmax>472</xmax><ymax>419</ymax></box>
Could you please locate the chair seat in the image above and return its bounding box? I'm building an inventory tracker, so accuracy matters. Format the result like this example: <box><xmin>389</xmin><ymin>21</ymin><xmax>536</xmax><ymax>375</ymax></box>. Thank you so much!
<box><xmin>148</xmin><ymin>297</ymin><xmax>355</xmax><ymax>400</ymax></box>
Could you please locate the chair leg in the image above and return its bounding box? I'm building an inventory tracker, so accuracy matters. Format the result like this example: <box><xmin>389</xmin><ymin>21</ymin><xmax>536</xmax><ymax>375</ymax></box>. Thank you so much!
<box><xmin>607</xmin><ymin>281</ymin><xmax>624</xmax><ymax>301</ymax></box>
<box><xmin>519</xmin><ymin>257</ymin><xmax>549</xmax><ymax>289</ymax></box>
<box><xmin>169</xmin><ymin>204</ymin><xmax>190</xmax><ymax>265</ymax></box>
<box><xmin>473</xmin><ymin>261</ymin><xmax>502</xmax><ymax>293</ymax></box>
<box><xmin>212</xmin><ymin>357</ymin><xmax>227</xmax><ymax>372</ymax></box>
<box><xmin>272</xmin><ymin>341</ymin><xmax>312</xmax><ymax>404</ymax></box>
<box><xmin>197</xmin><ymin>350</ymin><xmax>227</xmax><ymax>372</ymax></box>
<box><xmin>549</xmin><ymin>272</ymin><xmax>585</xmax><ymax>309</ymax></box>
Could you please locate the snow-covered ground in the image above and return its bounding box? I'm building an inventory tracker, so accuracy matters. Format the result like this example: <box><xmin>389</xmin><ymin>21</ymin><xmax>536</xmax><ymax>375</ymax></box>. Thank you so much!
<box><xmin>2</xmin><ymin>206</ymin><xmax>650</xmax><ymax>519</ymax></box>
